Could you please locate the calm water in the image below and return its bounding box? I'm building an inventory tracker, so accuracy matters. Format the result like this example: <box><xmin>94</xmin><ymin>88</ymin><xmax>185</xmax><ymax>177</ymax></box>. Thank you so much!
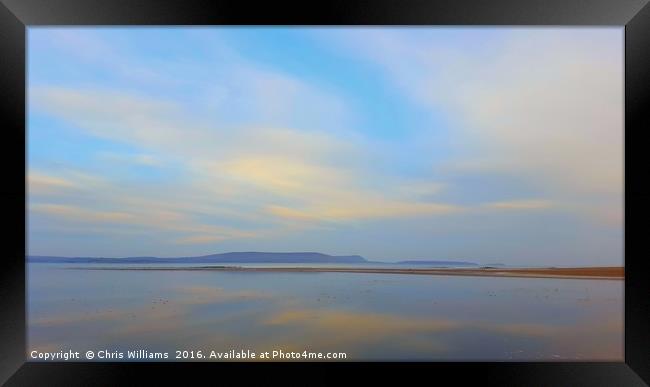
<box><xmin>27</xmin><ymin>263</ymin><xmax>623</xmax><ymax>361</ymax></box>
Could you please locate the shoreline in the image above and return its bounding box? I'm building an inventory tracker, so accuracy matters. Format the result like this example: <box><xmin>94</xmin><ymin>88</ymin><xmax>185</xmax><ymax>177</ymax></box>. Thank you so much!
<box><xmin>64</xmin><ymin>266</ymin><xmax>624</xmax><ymax>280</ymax></box>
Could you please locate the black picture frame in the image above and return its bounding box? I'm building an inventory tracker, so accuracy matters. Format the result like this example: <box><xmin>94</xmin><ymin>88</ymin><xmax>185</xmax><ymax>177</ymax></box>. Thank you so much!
<box><xmin>1</xmin><ymin>0</ymin><xmax>648</xmax><ymax>385</ymax></box>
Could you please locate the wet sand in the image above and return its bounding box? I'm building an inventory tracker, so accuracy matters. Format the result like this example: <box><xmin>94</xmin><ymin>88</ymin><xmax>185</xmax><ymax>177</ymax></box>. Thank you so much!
<box><xmin>68</xmin><ymin>266</ymin><xmax>624</xmax><ymax>280</ymax></box>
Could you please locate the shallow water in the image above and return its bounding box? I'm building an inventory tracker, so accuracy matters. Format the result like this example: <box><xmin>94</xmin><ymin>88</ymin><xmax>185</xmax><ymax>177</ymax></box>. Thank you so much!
<box><xmin>27</xmin><ymin>263</ymin><xmax>623</xmax><ymax>361</ymax></box>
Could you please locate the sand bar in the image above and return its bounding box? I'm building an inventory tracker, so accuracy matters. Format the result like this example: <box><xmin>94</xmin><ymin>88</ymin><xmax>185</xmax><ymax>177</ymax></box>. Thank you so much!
<box><xmin>67</xmin><ymin>266</ymin><xmax>624</xmax><ymax>280</ymax></box>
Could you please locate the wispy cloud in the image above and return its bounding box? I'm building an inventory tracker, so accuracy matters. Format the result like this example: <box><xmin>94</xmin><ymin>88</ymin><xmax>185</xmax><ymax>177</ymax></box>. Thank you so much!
<box><xmin>27</xmin><ymin>28</ymin><xmax>622</xmax><ymax>264</ymax></box>
<box><xmin>96</xmin><ymin>152</ymin><xmax>163</xmax><ymax>167</ymax></box>
<box><xmin>483</xmin><ymin>199</ymin><xmax>553</xmax><ymax>210</ymax></box>
<box><xmin>328</xmin><ymin>28</ymin><xmax>623</xmax><ymax>225</ymax></box>
<box><xmin>30</xmin><ymin>84</ymin><xmax>462</xmax><ymax>228</ymax></box>
<box><xmin>174</xmin><ymin>235</ymin><xmax>231</xmax><ymax>244</ymax></box>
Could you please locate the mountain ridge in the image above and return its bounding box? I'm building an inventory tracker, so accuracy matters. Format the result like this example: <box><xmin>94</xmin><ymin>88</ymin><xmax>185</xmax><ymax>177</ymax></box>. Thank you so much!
<box><xmin>27</xmin><ymin>252</ymin><xmax>482</xmax><ymax>266</ymax></box>
<box><xmin>28</xmin><ymin>251</ymin><xmax>367</xmax><ymax>264</ymax></box>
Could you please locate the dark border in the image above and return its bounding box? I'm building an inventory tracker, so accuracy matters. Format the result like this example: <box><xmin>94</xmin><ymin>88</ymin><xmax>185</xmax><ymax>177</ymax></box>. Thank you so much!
<box><xmin>1</xmin><ymin>0</ymin><xmax>649</xmax><ymax>385</ymax></box>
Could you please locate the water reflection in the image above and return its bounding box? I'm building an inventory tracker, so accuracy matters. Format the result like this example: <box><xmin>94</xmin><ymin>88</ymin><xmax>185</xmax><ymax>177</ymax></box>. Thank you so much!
<box><xmin>27</xmin><ymin>264</ymin><xmax>623</xmax><ymax>361</ymax></box>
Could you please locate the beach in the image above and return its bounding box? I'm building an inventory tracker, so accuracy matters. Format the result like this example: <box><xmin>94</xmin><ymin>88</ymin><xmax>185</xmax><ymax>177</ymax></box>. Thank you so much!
<box><xmin>67</xmin><ymin>266</ymin><xmax>624</xmax><ymax>280</ymax></box>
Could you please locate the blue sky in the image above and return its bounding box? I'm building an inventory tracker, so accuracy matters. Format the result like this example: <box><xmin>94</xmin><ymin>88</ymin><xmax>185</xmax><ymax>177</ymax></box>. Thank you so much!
<box><xmin>27</xmin><ymin>27</ymin><xmax>623</xmax><ymax>265</ymax></box>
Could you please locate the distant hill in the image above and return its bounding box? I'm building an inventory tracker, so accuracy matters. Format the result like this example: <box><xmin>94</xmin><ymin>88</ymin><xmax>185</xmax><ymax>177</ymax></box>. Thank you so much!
<box><xmin>397</xmin><ymin>260</ymin><xmax>479</xmax><ymax>267</ymax></box>
<box><xmin>28</xmin><ymin>252</ymin><xmax>367</xmax><ymax>264</ymax></box>
<box><xmin>28</xmin><ymin>253</ymin><xmax>490</xmax><ymax>267</ymax></box>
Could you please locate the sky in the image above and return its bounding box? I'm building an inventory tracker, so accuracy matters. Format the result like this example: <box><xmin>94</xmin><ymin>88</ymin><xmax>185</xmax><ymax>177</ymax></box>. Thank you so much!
<box><xmin>27</xmin><ymin>27</ymin><xmax>624</xmax><ymax>265</ymax></box>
